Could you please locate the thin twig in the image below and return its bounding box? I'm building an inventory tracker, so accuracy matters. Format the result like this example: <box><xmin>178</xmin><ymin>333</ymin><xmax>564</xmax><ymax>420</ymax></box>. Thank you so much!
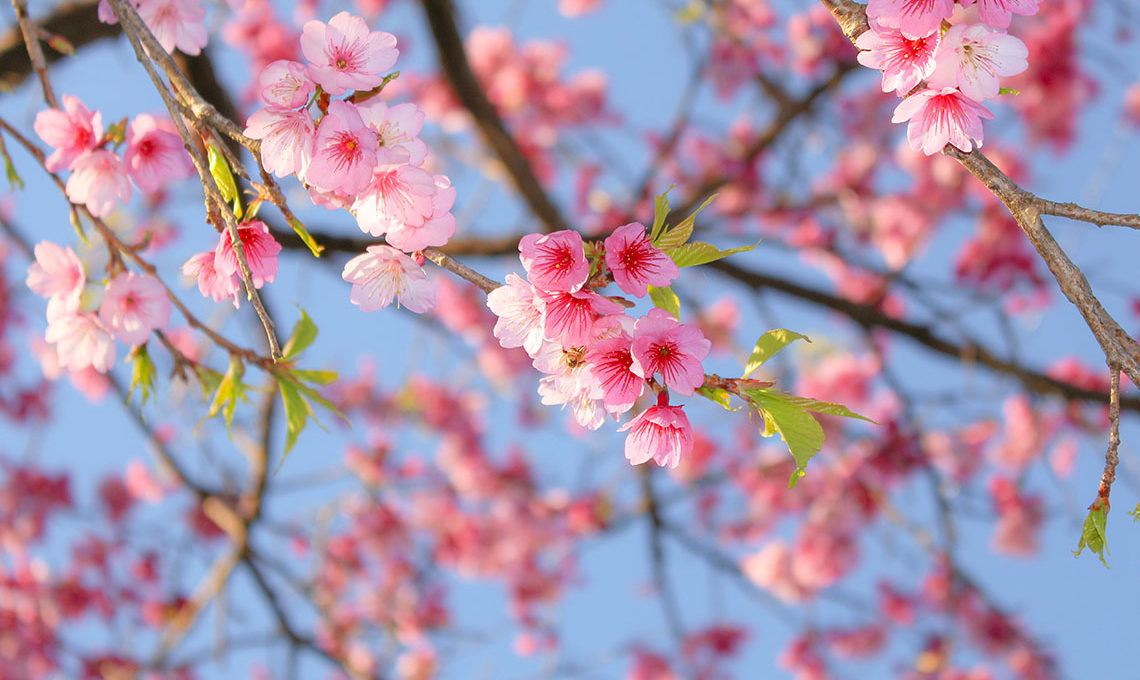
<box><xmin>11</xmin><ymin>0</ymin><xmax>59</xmax><ymax>108</ymax></box>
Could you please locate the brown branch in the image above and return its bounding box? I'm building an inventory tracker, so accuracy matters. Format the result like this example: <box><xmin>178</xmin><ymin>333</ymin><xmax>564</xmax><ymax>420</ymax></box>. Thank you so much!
<box><xmin>417</xmin><ymin>0</ymin><xmax>569</xmax><ymax>233</ymax></box>
<box><xmin>1037</xmin><ymin>199</ymin><xmax>1140</xmax><ymax>230</ymax></box>
<box><xmin>0</xmin><ymin>0</ymin><xmax>120</xmax><ymax>90</ymax></box>
<box><xmin>11</xmin><ymin>0</ymin><xmax>59</xmax><ymax>107</ymax></box>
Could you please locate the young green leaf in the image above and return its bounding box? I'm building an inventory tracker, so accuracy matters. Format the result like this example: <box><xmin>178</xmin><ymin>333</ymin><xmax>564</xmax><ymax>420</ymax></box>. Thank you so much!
<box><xmin>1</xmin><ymin>140</ymin><xmax>23</xmax><ymax>191</ymax></box>
<box><xmin>291</xmin><ymin>368</ymin><xmax>339</xmax><ymax>385</ymax></box>
<box><xmin>744</xmin><ymin>389</ymin><xmax>825</xmax><ymax>487</ymax></box>
<box><xmin>128</xmin><ymin>345</ymin><xmax>157</xmax><ymax>406</ymax></box>
<box><xmin>778</xmin><ymin>395</ymin><xmax>874</xmax><ymax>423</ymax></box>
<box><xmin>656</xmin><ymin>194</ymin><xmax>717</xmax><ymax>251</ymax></box>
<box><xmin>647</xmin><ymin>285</ymin><xmax>681</xmax><ymax>319</ymax></box>
<box><xmin>207</xmin><ymin>142</ymin><xmax>243</xmax><ymax>219</ymax></box>
<box><xmin>668</xmin><ymin>241</ymin><xmax>758</xmax><ymax>268</ymax></box>
<box><xmin>650</xmin><ymin>187</ymin><xmax>673</xmax><ymax>242</ymax></box>
<box><xmin>743</xmin><ymin>329</ymin><xmax>811</xmax><ymax>378</ymax></box>
<box><xmin>696</xmin><ymin>385</ymin><xmax>737</xmax><ymax>411</ymax></box>
<box><xmin>1074</xmin><ymin>498</ymin><xmax>1110</xmax><ymax>568</ymax></box>
<box><xmin>282</xmin><ymin>309</ymin><xmax>318</xmax><ymax>360</ymax></box>
<box><xmin>277</xmin><ymin>377</ymin><xmax>312</xmax><ymax>460</ymax></box>
<box><xmin>206</xmin><ymin>356</ymin><xmax>248</xmax><ymax>432</ymax></box>
<box><xmin>288</xmin><ymin>215</ymin><xmax>324</xmax><ymax>257</ymax></box>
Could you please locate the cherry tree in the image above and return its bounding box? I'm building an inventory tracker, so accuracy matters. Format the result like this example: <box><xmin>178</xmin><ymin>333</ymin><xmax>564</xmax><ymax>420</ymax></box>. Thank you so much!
<box><xmin>1</xmin><ymin>0</ymin><xmax>1138</xmax><ymax>678</ymax></box>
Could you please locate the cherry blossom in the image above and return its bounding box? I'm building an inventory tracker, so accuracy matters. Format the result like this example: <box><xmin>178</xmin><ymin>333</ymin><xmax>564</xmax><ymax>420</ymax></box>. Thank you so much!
<box><xmin>33</xmin><ymin>95</ymin><xmax>103</xmax><ymax>172</ymax></box>
<box><xmin>891</xmin><ymin>87</ymin><xmax>995</xmax><ymax>155</ymax></box>
<box><xmin>603</xmin><ymin>222</ymin><xmax>679</xmax><ymax>298</ymax></box>
<box><xmin>865</xmin><ymin>0</ymin><xmax>954</xmax><ymax>39</ymax></box>
<box><xmin>352</xmin><ymin>163</ymin><xmax>441</xmax><ymax>242</ymax></box>
<box><xmin>855</xmin><ymin>23</ymin><xmax>941</xmax><ymax>95</ymax></box>
<box><xmin>98</xmin><ymin>272</ymin><xmax>171</xmax><ymax>346</ymax></box>
<box><xmin>26</xmin><ymin>241</ymin><xmax>85</xmax><ymax>313</ymax></box>
<box><xmin>961</xmin><ymin>0</ymin><xmax>1041</xmax><ymax>30</ymax></box>
<box><xmin>927</xmin><ymin>24</ymin><xmax>1029</xmax><ymax>102</ymax></box>
<box><xmin>137</xmin><ymin>0</ymin><xmax>208</xmax><ymax>56</ymax></box>
<box><xmin>65</xmin><ymin>150</ymin><xmax>131</xmax><ymax>218</ymax></box>
<box><xmin>357</xmin><ymin>100</ymin><xmax>429</xmax><ymax>166</ymax></box>
<box><xmin>213</xmin><ymin>220</ymin><xmax>282</xmax><ymax>288</ymax></box>
<box><xmin>619</xmin><ymin>401</ymin><xmax>694</xmax><ymax>468</ymax></box>
<box><xmin>257</xmin><ymin>59</ymin><xmax>315</xmax><ymax>108</ymax></box>
<box><xmin>630</xmin><ymin>308</ymin><xmax>711</xmax><ymax>396</ymax></box>
<box><xmin>183</xmin><ymin>251</ymin><xmax>240</xmax><ymax>307</ymax></box>
<box><xmin>586</xmin><ymin>334</ymin><xmax>644</xmax><ymax>414</ymax></box>
<box><xmin>486</xmin><ymin>273</ymin><xmax>545</xmax><ymax>356</ymax></box>
<box><xmin>301</xmin><ymin>11</ymin><xmax>398</xmax><ymax>96</ymax></box>
<box><xmin>123</xmin><ymin>114</ymin><xmax>194</xmax><ymax>194</ymax></box>
<box><xmin>306</xmin><ymin>100</ymin><xmax>378</xmax><ymax>195</ymax></box>
<box><xmin>44</xmin><ymin>311</ymin><xmax>116</xmax><ymax>373</ymax></box>
<box><xmin>342</xmin><ymin>245</ymin><xmax>436</xmax><ymax>313</ymax></box>
<box><xmin>536</xmin><ymin>288</ymin><xmax>624</xmax><ymax>347</ymax></box>
<box><xmin>519</xmin><ymin>230</ymin><xmax>589</xmax><ymax>293</ymax></box>
<box><xmin>244</xmin><ymin>107</ymin><xmax>315</xmax><ymax>178</ymax></box>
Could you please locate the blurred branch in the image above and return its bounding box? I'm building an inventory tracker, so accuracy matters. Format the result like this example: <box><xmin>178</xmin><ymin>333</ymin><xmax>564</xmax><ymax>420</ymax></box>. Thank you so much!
<box><xmin>418</xmin><ymin>0</ymin><xmax>569</xmax><ymax>233</ymax></box>
<box><xmin>0</xmin><ymin>0</ymin><xmax>119</xmax><ymax>90</ymax></box>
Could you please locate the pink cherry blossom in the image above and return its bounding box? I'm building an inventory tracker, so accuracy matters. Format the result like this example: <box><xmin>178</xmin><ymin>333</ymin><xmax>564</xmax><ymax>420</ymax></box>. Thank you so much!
<box><xmin>960</xmin><ymin>0</ymin><xmax>1041</xmax><ymax>30</ymax></box>
<box><xmin>182</xmin><ymin>251</ymin><xmax>240</xmax><ymax>307</ymax></box>
<box><xmin>536</xmin><ymin>289</ymin><xmax>624</xmax><ymax>347</ymax></box>
<box><xmin>586</xmin><ymin>334</ymin><xmax>643</xmax><ymax>414</ymax></box>
<box><xmin>357</xmin><ymin>100</ymin><xmax>428</xmax><ymax>166</ymax></box>
<box><xmin>65</xmin><ymin>150</ymin><xmax>131</xmax><ymax>218</ymax></box>
<box><xmin>486</xmin><ymin>273</ymin><xmax>545</xmax><ymax>356</ymax></box>
<box><xmin>385</xmin><ymin>175</ymin><xmax>456</xmax><ymax>252</ymax></box>
<box><xmin>519</xmin><ymin>230</ymin><xmax>589</xmax><ymax>293</ymax></box>
<box><xmin>532</xmin><ymin>342</ymin><xmax>606</xmax><ymax>430</ymax></box>
<box><xmin>927</xmin><ymin>24</ymin><xmax>1029</xmax><ymax>102</ymax></box>
<box><xmin>306</xmin><ymin>100</ymin><xmax>378</xmax><ymax>195</ymax></box>
<box><xmin>603</xmin><ymin>222</ymin><xmax>679</xmax><ymax>298</ymax></box>
<box><xmin>559</xmin><ymin>0</ymin><xmax>602</xmax><ymax>17</ymax></box>
<box><xmin>33</xmin><ymin>95</ymin><xmax>103</xmax><ymax>172</ymax></box>
<box><xmin>45</xmin><ymin>311</ymin><xmax>116</xmax><ymax>373</ymax></box>
<box><xmin>26</xmin><ymin>241</ymin><xmax>85</xmax><ymax>312</ymax></box>
<box><xmin>123</xmin><ymin>114</ymin><xmax>194</xmax><ymax>194</ymax></box>
<box><xmin>891</xmin><ymin>87</ymin><xmax>995</xmax><ymax>155</ymax></box>
<box><xmin>619</xmin><ymin>402</ymin><xmax>693</xmax><ymax>468</ymax></box>
<box><xmin>98</xmin><ymin>272</ymin><xmax>171</xmax><ymax>346</ymax></box>
<box><xmin>258</xmin><ymin>60</ymin><xmax>315</xmax><ymax>108</ymax></box>
<box><xmin>137</xmin><ymin>0</ymin><xmax>208</xmax><ymax>56</ymax></box>
<box><xmin>855</xmin><ymin>24</ymin><xmax>941</xmax><ymax>95</ymax></box>
<box><xmin>352</xmin><ymin>163</ymin><xmax>438</xmax><ymax>239</ymax></box>
<box><xmin>244</xmin><ymin>107</ymin><xmax>315</xmax><ymax>178</ymax></box>
<box><xmin>300</xmin><ymin>11</ymin><xmax>398</xmax><ymax>96</ymax></box>
<box><xmin>865</xmin><ymin>0</ymin><xmax>954</xmax><ymax>39</ymax></box>
<box><xmin>630</xmin><ymin>308</ymin><xmax>710</xmax><ymax>396</ymax></box>
<box><xmin>341</xmin><ymin>244</ymin><xmax>436</xmax><ymax>313</ymax></box>
<box><xmin>213</xmin><ymin>220</ymin><xmax>282</xmax><ymax>287</ymax></box>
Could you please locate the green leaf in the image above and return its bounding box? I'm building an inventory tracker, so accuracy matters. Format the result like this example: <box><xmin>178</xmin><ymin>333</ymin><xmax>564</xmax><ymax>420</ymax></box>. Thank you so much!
<box><xmin>294</xmin><ymin>381</ymin><xmax>348</xmax><ymax>426</ymax></box>
<box><xmin>194</xmin><ymin>366</ymin><xmax>223</xmax><ymax>400</ymax></box>
<box><xmin>650</xmin><ymin>187</ymin><xmax>673</xmax><ymax>242</ymax></box>
<box><xmin>291</xmin><ymin>368</ymin><xmax>339</xmax><ymax>385</ymax></box>
<box><xmin>46</xmin><ymin>34</ymin><xmax>75</xmax><ymax>56</ymax></box>
<box><xmin>277</xmin><ymin>377</ymin><xmax>311</xmax><ymax>460</ymax></box>
<box><xmin>1074</xmin><ymin>498</ymin><xmax>1110</xmax><ymax>568</ymax></box>
<box><xmin>128</xmin><ymin>345</ymin><xmax>157</xmax><ymax>406</ymax></box>
<box><xmin>207</xmin><ymin>142</ymin><xmax>242</xmax><ymax>219</ymax></box>
<box><xmin>656</xmin><ymin>194</ymin><xmax>716</xmax><ymax>251</ymax></box>
<box><xmin>206</xmin><ymin>356</ymin><xmax>248</xmax><ymax>432</ymax></box>
<box><xmin>998</xmin><ymin>87</ymin><xmax>1021</xmax><ymax>96</ymax></box>
<box><xmin>696</xmin><ymin>385</ymin><xmax>737</xmax><ymax>411</ymax></box>
<box><xmin>1</xmin><ymin>142</ymin><xmax>23</xmax><ymax>191</ymax></box>
<box><xmin>743</xmin><ymin>329</ymin><xmax>811</xmax><ymax>378</ymax></box>
<box><xmin>779</xmin><ymin>395</ymin><xmax>874</xmax><ymax>423</ymax></box>
<box><xmin>282</xmin><ymin>308</ymin><xmax>318</xmax><ymax>360</ymax></box>
<box><xmin>288</xmin><ymin>215</ymin><xmax>324</xmax><ymax>257</ymax></box>
<box><xmin>647</xmin><ymin>285</ymin><xmax>681</xmax><ymax>319</ymax></box>
<box><xmin>744</xmin><ymin>389</ymin><xmax>825</xmax><ymax>487</ymax></box>
<box><xmin>674</xmin><ymin>0</ymin><xmax>705</xmax><ymax>24</ymax></box>
<box><xmin>668</xmin><ymin>241</ymin><xmax>758</xmax><ymax>268</ymax></box>
<box><xmin>1130</xmin><ymin>503</ymin><xmax>1140</xmax><ymax>522</ymax></box>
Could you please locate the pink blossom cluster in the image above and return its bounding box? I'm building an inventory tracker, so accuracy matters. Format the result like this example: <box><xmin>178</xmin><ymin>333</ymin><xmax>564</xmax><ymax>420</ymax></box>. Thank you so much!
<box><xmin>97</xmin><ymin>0</ymin><xmax>211</xmax><ymax>55</ymax></box>
<box><xmin>182</xmin><ymin>220</ymin><xmax>282</xmax><ymax>308</ymax></box>
<box><xmin>238</xmin><ymin>11</ymin><xmax>457</xmax><ymax>314</ymax></box>
<box><xmin>857</xmin><ymin>0</ymin><xmax>1035</xmax><ymax>155</ymax></box>
<box><xmin>26</xmin><ymin>241</ymin><xmax>171</xmax><ymax>374</ymax></box>
<box><xmin>33</xmin><ymin>96</ymin><xmax>194</xmax><ymax>217</ymax></box>
<box><xmin>487</xmin><ymin>225</ymin><xmax>712</xmax><ymax>469</ymax></box>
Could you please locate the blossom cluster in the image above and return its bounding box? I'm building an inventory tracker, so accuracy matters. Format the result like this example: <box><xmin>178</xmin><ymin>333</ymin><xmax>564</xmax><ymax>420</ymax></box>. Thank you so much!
<box><xmin>487</xmin><ymin>225</ymin><xmax>711</xmax><ymax>468</ymax></box>
<box><xmin>26</xmin><ymin>242</ymin><xmax>171</xmax><ymax>375</ymax></box>
<box><xmin>237</xmin><ymin>11</ymin><xmax>456</xmax><ymax>314</ymax></box>
<box><xmin>857</xmin><ymin>0</ymin><xmax>1035</xmax><ymax>155</ymax></box>
<box><xmin>98</xmin><ymin>0</ymin><xmax>210</xmax><ymax>56</ymax></box>
<box><xmin>33</xmin><ymin>96</ymin><xmax>194</xmax><ymax>217</ymax></box>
